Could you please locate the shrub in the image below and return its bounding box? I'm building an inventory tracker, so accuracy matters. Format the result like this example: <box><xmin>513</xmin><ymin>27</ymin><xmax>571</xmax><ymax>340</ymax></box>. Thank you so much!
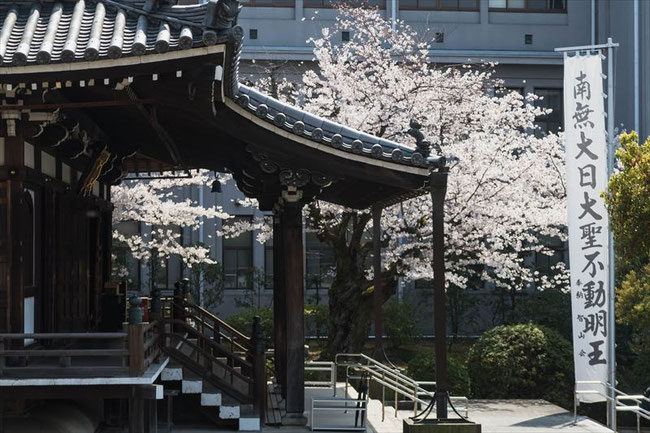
<box><xmin>305</xmin><ymin>303</ymin><xmax>329</xmax><ymax>338</ymax></box>
<box><xmin>384</xmin><ymin>299</ymin><xmax>420</xmax><ymax>349</ymax></box>
<box><xmin>227</xmin><ymin>307</ymin><xmax>274</xmax><ymax>339</ymax></box>
<box><xmin>467</xmin><ymin>323</ymin><xmax>573</xmax><ymax>407</ymax></box>
<box><xmin>406</xmin><ymin>353</ymin><xmax>470</xmax><ymax>396</ymax></box>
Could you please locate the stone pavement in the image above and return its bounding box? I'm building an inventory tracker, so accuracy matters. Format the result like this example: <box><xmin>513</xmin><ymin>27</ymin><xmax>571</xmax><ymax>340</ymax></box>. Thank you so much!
<box><xmin>302</xmin><ymin>384</ymin><xmax>613</xmax><ymax>433</ymax></box>
<box><xmin>126</xmin><ymin>383</ymin><xmax>615</xmax><ymax>432</ymax></box>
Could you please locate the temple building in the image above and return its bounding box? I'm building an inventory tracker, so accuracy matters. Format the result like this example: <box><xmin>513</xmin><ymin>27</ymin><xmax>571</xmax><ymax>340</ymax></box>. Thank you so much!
<box><xmin>0</xmin><ymin>0</ymin><xmax>448</xmax><ymax>431</ymax></box>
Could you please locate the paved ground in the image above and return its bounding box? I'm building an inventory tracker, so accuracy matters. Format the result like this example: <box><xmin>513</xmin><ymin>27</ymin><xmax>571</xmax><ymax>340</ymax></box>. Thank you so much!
<box><xmin>303</xmin><ymin>384</ymin><xmax>613</xmax><ymax>433</ymax></box>
<box><xmin>96</xmin><ymin>383</ymin><xmax>616</xmax><ymax>432</ymax></box>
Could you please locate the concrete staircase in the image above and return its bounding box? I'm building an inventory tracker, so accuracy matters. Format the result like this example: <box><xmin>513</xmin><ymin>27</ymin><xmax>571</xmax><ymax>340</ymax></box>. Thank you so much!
<box><xmin>161</xmin><ymin>359</ymin><xmax>261</xmax><ymax>431</ymax></box>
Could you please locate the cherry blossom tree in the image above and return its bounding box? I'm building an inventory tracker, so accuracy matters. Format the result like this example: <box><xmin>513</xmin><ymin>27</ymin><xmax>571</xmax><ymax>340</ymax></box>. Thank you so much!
<box><xmin>111</xmin><ymin>170</ymin><xmax>265</xmax><ymax>295</ymax></box>
<box><xmin>251</xmin><ymin>6</ymin><xmax>569</xmax><ymax>354</ymax></box>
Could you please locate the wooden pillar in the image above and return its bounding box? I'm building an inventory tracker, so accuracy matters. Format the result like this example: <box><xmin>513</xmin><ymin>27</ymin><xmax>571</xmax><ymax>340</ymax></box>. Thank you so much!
<box><xmin>129</xmin><ymin>392</ymin><xmax>145</xmax><ymax>433</ymax></box>
<box><xmin>281</xmin><ymin>200</ymin><xmax>306</xmax><ymax>424</ymax></box>
<box><xmin>372</xmin><ymin>205</ymin><xmax>384</xmax><ymax>357</ymax></box>
<box><xmin>0</xmin><ymin>398</ymin><xmax>5</xmax><ymax>433</ymax></box>
<box><xmin>4</xmin><ymin>120</ymin><xmax>25</xmax><ymax>336</ymax></box>
<box><xmin>272</xmin><ymin>209</ymin><xmax>287</xmax><ymax>397</ymax></box>
<box><xmin>144</xmin><ymin>399</ymin><xmax>157</xmax><ymax>433</ymax></box>
<box><xmin>430</xmin><ymin>170</ymin><xmax>449</xmax><ymax>419</ymax></box>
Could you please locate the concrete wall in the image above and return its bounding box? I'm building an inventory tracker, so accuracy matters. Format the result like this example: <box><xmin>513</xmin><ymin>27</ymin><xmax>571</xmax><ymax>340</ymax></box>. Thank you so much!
<box><xmin>237</xmin><ymin>0</ymin><xmax>590</xmax><ymax>64</ymax></box>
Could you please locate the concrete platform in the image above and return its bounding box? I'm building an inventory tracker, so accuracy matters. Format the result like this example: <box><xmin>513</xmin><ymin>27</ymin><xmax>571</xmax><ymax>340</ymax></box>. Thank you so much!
<box><xmin>464</xmin><ymin>400</ymin><xmax>612</xmax><ymax>433</ymax></box>
<box><xmin>304</xmin><ymin>384</ymin><xmax>613</xmax><ymax>433</ymax></box>
<box><xmin>97</xmin><ymin>383</ymin><xmax>615</xmax><ymax>433</ymax></box>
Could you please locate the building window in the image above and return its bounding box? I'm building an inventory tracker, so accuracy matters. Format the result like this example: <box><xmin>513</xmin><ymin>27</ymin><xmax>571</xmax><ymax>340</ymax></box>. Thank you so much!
<box><xmin>304</xmin><ymin>0</ymin><xmax>386</xmax><ymax>9</ymax></box>
<box><xmin>264</xmin><ymin>236</ymin><xmax>273</xmax><ymax>290</ymax></box>
<box><xmin>249</xmin><ymin>29</ymin><xmax>258</xmax><ymax>40</ymax></box>
<box><xmin>305</xmin><ymin>231</ymin><xmax>335</xmax><ymax>295</ymax></box>
<box><xmin>240</xmin><ymin>0</ymin><xmax>295</xmax><ymax>6</ymax></box>
<box><xmin>534</xmin><ymin>88</ymin><xmax>563</xmax><ymax>135</ymax></box>
<box><xmin>488</xmin><ymin>0</ymin><xmax>566</xmax><ymax>12</ymax></box>
<box><xmin>342</xmin><ymin>31</ymin><xmax>350</xmax><ymax>42</ymax></box>
<box><xmin>113</xmin><ymin>221</ymin><xmax>142</xmax><ymax>290</ymax></box>
<box><xmin>399</xmin><ymin>0</ymin><xmax>478</xmax><ymax>11</ymax></box>
<box><xmin>152</xmin><ymin>225</ymin><xmax>182</xmax><ymax>290</ymax></box>
<box><xmin>222</xmin><ymin>216</ymin><xmax>253</xmax><ymax>290</ymax></box>
<box><xmin>534</xmin><ymin>238</ymin><xmax>566</xmax><ymax>278</ymax></box>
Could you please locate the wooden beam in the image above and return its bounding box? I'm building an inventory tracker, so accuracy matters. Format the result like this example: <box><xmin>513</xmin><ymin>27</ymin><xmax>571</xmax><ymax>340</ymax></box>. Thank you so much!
<box><xmin>0</xmin><ymin>99</ymin><xmax>155</xmax><ymax>111</ymax></box>
<box><xmin>0</xmin><ymin>385</ymin><xmax>159</xmax><ymax>400</ymax></box>
<box><xmin>127</xmin><ymin>89</ymin><xmax>182</xmax><ymax>166</ymax></box>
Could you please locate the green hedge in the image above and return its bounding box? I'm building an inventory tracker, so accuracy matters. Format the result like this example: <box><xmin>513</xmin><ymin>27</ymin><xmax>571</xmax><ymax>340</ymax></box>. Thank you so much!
<box><xmin>227</xmin><ymin>307</ymin><xmax>274</xmax><ymax>338</ymax></box>
<box><xmin>406</xmin><ymin>353</ymin><xmax>470</xmax><ymax>397</ymax></box>
<box><xmin>384</xmin><ymin>299</ymin><xmax>420</xmax><ymax>349</ymax></box>
<box><xmin>467</xmin><ymin>323</ymin><xmax>573</xmax><ymax>407</ymax></box>
<box><xmin>227</xmin><ymin>303</ymin><xmax>329</xmax><ymax>342</ymax></box>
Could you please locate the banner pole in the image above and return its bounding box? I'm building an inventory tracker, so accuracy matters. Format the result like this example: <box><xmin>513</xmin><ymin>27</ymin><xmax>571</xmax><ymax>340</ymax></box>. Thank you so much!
<box><xmin>606</xmin><ymin>36</ymin><xmax>617</xmax><ymax>432</ymax></box>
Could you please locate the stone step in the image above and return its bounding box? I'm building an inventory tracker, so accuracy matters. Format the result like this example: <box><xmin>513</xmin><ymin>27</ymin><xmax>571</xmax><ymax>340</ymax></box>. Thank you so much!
<box><xmin>161</xmin><ymin>359</ymin><xmax>183</xmax><ymax>382</ymax></box>
<box><xmin>200</xmin><ymin>383</ymin><xmax>222</xmax><ymax>407</ymax></box>
<box><xmin>239</xmin><ymin>404</ymin><xmax>261</xmax><ymax>431</ymax></box>
<box><xmin>219</xmin><ymin>396</ymin><xmax>241</xmax><ymax>420</ymax></box>
<box><xmin>181</xmin><ymin>370</ymin><xmax>203</xmax><ymax>394</ymax></box>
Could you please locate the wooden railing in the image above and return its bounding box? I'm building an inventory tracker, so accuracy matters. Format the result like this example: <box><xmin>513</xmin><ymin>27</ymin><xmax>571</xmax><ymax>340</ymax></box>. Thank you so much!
<box><xmin>161</xmin><ymin>294</ymin><xmax>266</xmax><ymax>421</ymax></box>
<box><xmin>0</xmin><ymin>325</ymin><xmax>161</xmax><ymax>378</ymax></box>
<box><xmin>127</xmin><ymin>320</ymin><xmax>162</xmax><ymax>376</ymax></box>
<box><xmin>0</xmin><ymin>332</ymin><xmax>129</xmax><ymax>378</ymax></box>
<box><xmin>0</xmin><ymin>290</ymin><xmax>265</xmax><ymax>421</ymax></box>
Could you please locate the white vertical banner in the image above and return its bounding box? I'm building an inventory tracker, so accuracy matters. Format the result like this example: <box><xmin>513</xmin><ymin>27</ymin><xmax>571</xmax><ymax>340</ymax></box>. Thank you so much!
<box><xmin>563</xmin><ymin>53</ymin><xmax>610</xmax><ymax>403</ymax></box>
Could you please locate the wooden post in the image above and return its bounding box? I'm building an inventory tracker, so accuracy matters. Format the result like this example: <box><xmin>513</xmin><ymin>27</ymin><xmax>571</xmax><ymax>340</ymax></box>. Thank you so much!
<box><xmin>251</xmin><ymin>316</ymin><xmax>266</xmax><ymax>422</ymax></box>
<box><xmin>272</xmin><ymin>208</ymin><xmax>287</xmax><ymax>397</ymax></box>
<box><xmin>430</xmin><ymin>170</ymin><xmax>449</xmax><ymax>419</ymax></box>
<box><xmin>0</xmin><ymin>398</ymin><xmax>4</xmax><ymax>433</ymax></box>
<box><xmin>0</xmin><ymin>339</ymin><xmax>5</xmax><ymax>376</ymax></box>
<box><xmin>372</xmin><ymin>205</ymin><xmax>384</xmax><ymax>357</ymax></box>
<box><xmin>128</xmin><ymin>296</ymin><xmax>145</xmax><ymax>376</ymax></box>
<box><xmin>281</xmin><ymin>200</ymin><xmax>306</xmax><ymax>424</ymax></box>
<box><xmin>144</xmin><ymin>398</ymin><xmax>158</xmax><ymax>433</ymax></box>
<box><xmin>172</xmin><ymin>282</ymin><xmax>184</xmax><ymax>334</ymax></box>
<box><xmin>129</xmin><ymin>386</ymin><xmax>145</xmax><ymax>433</ymax></box>
<box><xmin>4</xmin><ymin>119</ymin><xmax>25</xmax><ymax>337</ymax></box>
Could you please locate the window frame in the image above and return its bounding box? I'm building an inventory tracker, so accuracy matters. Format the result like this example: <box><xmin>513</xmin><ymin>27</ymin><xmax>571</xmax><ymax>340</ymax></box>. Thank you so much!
<box><xmin>533</xmin><ymin>87</ymin><xmax>563</xmax><ymax>135</ymax></box>
<box><xmin>488</xmin><ymin>0</ymin><xmax>567</xmax><ymax>13</ymax></box>
<box><xmin>305</xmin><ymin>231</ymin><xmax>335</xmax><ymax>291</ymax></box>
<box><xmin>399</xmin><ymin>0</ymin><xmax>478</xmax><ymax>11</ymax></box>
<box><xmin>222</xmin><ymin>216</ymin><xmax>254</xmax><ymax>290</ymax></box>
<box><xmin>239</xmin><ymin>0</ymin><xmax>296</xmax><ymax>7</ymax></box>
<box><xmin>303</xmin><ymin>0</ymin><xmax>386</xmax><ymax>9</ymax></box>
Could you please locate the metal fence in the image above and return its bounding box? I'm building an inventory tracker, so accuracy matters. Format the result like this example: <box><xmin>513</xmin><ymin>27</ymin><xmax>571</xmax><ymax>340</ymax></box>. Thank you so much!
<box><xmin>575</xmin><ymin>380</ymin><xmax>650</xmax><ymax>433</ymax></box>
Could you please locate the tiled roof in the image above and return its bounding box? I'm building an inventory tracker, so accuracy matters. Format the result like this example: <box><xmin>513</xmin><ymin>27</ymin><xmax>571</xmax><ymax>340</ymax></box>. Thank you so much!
<box><xmin>0</xmin><ymin>0</ymin><xmax>442</xmax><ymax>171</ymax></box>
<box><xmin>0</xmin><ymin>0</ymin><xmax>239</xmax><ymax>65</ymax></box>
<box><xmin>234</xmin><ymin>85</ymin><xmax>444</xmax><ymax>168</ymax></box>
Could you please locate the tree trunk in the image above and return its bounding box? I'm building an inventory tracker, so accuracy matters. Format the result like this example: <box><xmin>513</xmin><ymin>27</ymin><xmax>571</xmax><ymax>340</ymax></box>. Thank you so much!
<box><xmin>326</xmin><ymin>247</ymin><xmax>397</xmax><ymax>356</ymax></box>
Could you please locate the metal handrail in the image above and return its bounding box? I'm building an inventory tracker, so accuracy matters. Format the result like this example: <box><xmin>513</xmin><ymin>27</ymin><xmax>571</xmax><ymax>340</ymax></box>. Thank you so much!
<box><xmin>335</xmin><ymin>353</ymin><xmax>468</xmax><ymax>421</ymax></box>
<box><xmin>574</xmin><ymin>380</ymin><xmax>650</xmax><ymax>433</ymax></box>
<box><xmin>305</xmin><ymin>361</ymin><xmax>337</xmax><ymax>396</ymax></box>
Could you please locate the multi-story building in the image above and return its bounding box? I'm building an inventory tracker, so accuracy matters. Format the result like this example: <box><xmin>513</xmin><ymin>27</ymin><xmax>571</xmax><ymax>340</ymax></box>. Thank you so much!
<box><xmin>131</xmin><ymin>0</ymin><xmax>646</xmax><ymax>332</ymax></box>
